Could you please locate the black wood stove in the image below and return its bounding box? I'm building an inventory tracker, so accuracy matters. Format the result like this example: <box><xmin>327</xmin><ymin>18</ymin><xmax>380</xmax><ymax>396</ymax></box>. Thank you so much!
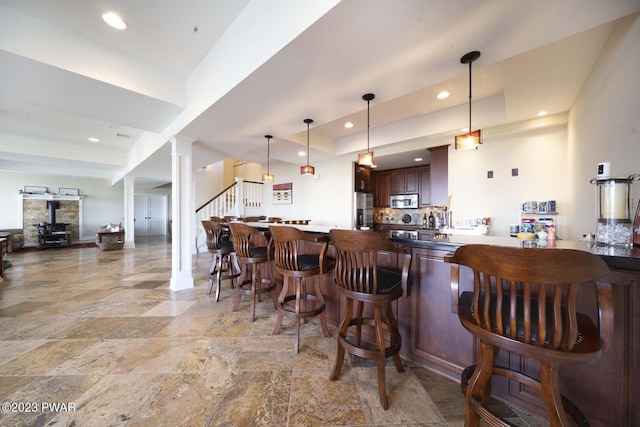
<box><xmin>33</xmin><ymin>201</ymin><xmax>71</xmax><ymax>249</ymax></box>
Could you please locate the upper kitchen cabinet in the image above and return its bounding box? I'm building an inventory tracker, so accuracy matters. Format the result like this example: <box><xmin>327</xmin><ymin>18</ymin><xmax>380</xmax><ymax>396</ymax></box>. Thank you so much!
<box><xmin>371</xmin><ymin>170</ymin><xmax>390</xmax><ymax>207</ymax></box>
<box><xmin>391</xmin><ymin>169</ymin><xmax>420</xmax><ymax>195</ymax></box>
<box><xmin>354</xmin><ymin>164</ymin><xmax>371</xmax><ymax>193</ymax></box>
<box><xmin>428</xmin><ymin>145</ymin><xmax>449</xmax><ymax>206</ymax></box>
<box><xmin>418</xmin><ymin>166</ymin><xmax>431</xmax><ymax>206</ymax></box>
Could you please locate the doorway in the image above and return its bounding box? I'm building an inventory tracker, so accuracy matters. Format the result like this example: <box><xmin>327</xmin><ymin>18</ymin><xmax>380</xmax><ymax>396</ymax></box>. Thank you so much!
<box><xmin>134</xmin><ymin>194</ymin><xmax>168</xmax><ymax>237</ymax></box>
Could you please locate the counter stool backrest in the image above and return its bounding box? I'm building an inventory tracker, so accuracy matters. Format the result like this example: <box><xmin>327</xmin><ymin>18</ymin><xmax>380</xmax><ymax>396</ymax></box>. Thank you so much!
<box><xmin>446</xmin><ymin>245</ymin><xmax>611</xmax><ymax>352</ymax></box>
<box><xmin>201</xmin><ymin>220</ymin><xmax>230</xmax><ymax>252</ymax></box>
<box><xmin>445</xmin><ymin>244</ymin><xmax>618</xmax><ymax>426</ymax></box>
<box><xmin>330</xmin><ymin>229</ymin><xmax>408</xmax><ymax>295</ymax></box>
<box><xmin>229</xmin><ymin>222</ymin><xmax>258</xmax><ymax>259</ymax></box>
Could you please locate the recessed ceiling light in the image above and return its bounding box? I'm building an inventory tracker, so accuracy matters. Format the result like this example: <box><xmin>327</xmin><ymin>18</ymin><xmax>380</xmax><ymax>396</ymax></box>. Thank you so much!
<box><xmin>436</xmin><ymin>91</ymin><xmax>450</xmax><ymax>99</ymax></box>
<box><xmin>537</xmin><ymin>111</ymin><xmax>548</xmax><ymax>117</ymax></box>
<box><xmin>414</xmin><ymin>157</ymin><xmax>423</xmax><ymax>162</ymax></box>
<box><xmin>88</xmin><ymin>137</ymin><xmax>99</xmax><ymax>142</ymax></box>
<box><xmin>102</xmin><ymin>12</ymin><xmax>127</xmax><ymax>30</ymax></box>
<box><xmin>344</xmin><ymin>122</ymin><xmax>353</xmax><ymax>129</ymax></box>
<box><xmin>298</xmin><ymin>151</ymin><xmax>306</xmax><ymax>157</ymax></box>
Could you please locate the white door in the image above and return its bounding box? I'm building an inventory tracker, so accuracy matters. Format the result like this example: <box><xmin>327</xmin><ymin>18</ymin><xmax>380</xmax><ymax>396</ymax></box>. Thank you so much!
<box><xmin>134</xmin><ymin>195</ymin><xmax>167</xmax><ymax>237</ymax></box>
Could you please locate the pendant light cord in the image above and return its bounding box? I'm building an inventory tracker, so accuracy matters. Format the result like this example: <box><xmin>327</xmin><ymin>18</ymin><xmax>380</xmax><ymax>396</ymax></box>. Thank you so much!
<box><xmin>367</xmin><ymin>98</ymin><xmax>370</xmax><ymax>151</ymax></box>
<box><xmin>468</xmin><ymin>60</ymin><xmax>472</xmax><ymax>132</ymax></box>
<box><xmin>306</xmin><ymin>121</ymin><xmax>310</xmax><ymax>165</ymax></box>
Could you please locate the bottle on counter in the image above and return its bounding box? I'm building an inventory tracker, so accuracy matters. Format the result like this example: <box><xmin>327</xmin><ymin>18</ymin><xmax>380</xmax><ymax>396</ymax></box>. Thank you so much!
<box><xmin>428</xmin><ymin>211</ymin><xmax>435</xmax><ymax>229</ymax></box>
<box><xmin>422</xmin><ymin>213</ymin><xmax>428</xmax><ymax>228</ymax></box>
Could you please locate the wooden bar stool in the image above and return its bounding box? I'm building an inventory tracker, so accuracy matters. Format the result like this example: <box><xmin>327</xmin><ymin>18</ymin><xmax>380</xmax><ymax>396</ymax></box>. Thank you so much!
<box><xmin>445</xmin><ymin>244</ymin><xmax>617</xmax><ymax>427</ymax></box>
<box><xmin>201</xmin><ymin>220</ymin><xmax>240</xmax><ymax>301</ymax></box>
<box><xmin>269</xmin><ymin>225</ymin><xmax>332</xmax><ymax>354</ymax></box>
<box><xmin>229</xmin><ymin>222</ymin><xmax>277</xmax><ymax>321</ymax></box>
<box><xmin>328</xmin><ymin>229</ymin><xmax>412</xmax><ymax>410</ymax></box>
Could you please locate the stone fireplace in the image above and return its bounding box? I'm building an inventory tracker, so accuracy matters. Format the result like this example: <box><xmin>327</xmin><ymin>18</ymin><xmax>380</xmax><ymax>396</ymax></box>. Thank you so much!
<box><xmin>20</xmin><ymin>195</ymin><xmax>83</xmax><ymax>246</ymax></box>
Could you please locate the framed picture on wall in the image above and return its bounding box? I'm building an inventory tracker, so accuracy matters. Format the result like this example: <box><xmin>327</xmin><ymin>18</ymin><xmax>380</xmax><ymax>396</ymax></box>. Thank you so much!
<box><xmin>59</xmin><ymin>187</ymin><xmax>80</xmax><ymax>196</ymax></box>
<box><xmin>273</xmin><ymin>183</ymin><xmax>292</xmax><ymax>205</ymax></box>
<box><xmin>24</xmin><ymin>186</ymin><xmax>47</xmax><ymax>194</ymax></box>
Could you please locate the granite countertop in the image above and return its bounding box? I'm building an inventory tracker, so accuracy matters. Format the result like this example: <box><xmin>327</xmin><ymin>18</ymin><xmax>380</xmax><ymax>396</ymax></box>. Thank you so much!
<box><xmin>389</xmin><ymin>233</ymin><xmax>640</xmax><ymax>269</ymax></box>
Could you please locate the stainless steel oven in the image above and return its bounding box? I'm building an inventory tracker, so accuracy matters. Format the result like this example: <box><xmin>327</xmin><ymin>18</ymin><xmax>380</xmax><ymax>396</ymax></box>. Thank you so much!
<box><xmin>390</xmin><ymin>194</ymin><xmax>419</xmax><ymax>209</ymax></box>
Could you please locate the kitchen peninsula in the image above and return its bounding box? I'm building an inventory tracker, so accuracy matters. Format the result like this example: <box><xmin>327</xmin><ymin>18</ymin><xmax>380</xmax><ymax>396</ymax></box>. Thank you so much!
<box><xmin>249</xmin><ymin>223</ymin><xmax>638</xmax><ymax>427</ymax></box>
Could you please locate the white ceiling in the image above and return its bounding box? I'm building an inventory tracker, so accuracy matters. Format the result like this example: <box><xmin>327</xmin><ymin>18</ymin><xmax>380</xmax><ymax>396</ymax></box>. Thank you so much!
<box><xmin>0</xmin><ymin>0</ymin><xmax>638</xmax><ymax>187</ymax></box>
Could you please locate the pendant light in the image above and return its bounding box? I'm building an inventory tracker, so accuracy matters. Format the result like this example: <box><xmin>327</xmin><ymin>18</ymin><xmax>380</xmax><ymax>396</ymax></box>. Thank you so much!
<box><xmin>300</xmin><ymin>118</ymin><xmax>315</xmax><ymax>175</ymax></box>
<box><xmin>455</xmin><ymin>51</ymin><xmax>482</xmax><ymax>150</ymax></box>
<box><xmin>357</xmin><ymin>93</ymin><xmax>376</xmax><ymax>167</ymax></box>
<box><xmin>262</xmin><ymin>134</ymin><xmax>274</xmax><ymax>182</ymax></box>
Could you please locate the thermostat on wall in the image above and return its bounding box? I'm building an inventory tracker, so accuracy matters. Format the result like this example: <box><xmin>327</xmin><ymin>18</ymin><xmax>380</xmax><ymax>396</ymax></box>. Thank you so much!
<box><xmin>597</xmin><ymin>162</ymin><xmax>611</xmax><ymax>179</ymax></box>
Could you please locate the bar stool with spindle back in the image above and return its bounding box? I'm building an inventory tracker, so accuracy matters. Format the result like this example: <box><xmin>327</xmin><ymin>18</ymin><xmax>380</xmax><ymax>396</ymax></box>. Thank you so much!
<box><xmin>445</xmin><ymin>244</ymin><xmax>617</xmax><ymax>427</ymax></box>
<box><xmin>329</xmin><ymin>229</ymin><xmax>412</xmax><ymax>410</ymax></box>
<box><xmin>269</xmin><ymin>225</ymin><xmax>332</xmax><ymax>354</ymax></box>
<box><xmin>201</xmin><ymin>220</ymin><xmax>240</xmax><ymax>301</ymax></box>
<box><xmin>229</xmin><ymin>222</ymin><xmax>277</xmax><ymax>321</ymax></box>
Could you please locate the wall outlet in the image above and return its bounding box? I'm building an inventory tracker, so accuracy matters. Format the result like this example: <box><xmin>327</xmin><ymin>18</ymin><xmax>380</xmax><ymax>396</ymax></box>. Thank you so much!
<box><xmin>511</xmin><ymin>168</ymin><xmax>519</xmax><ymax>176</ymax></box>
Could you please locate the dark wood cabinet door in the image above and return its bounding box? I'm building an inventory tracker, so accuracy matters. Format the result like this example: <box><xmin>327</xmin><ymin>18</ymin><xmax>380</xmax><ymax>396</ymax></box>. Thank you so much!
<box><xmin>404</xmin><ymin>169</ymin><xmax>419</xmax><ymax>193</ymax></box>
<box><xmin>391</xmin><ymin>171</ymin><xmax>406</xmax><ymax>194</ymax></box>
<box><xmin>372</xmin><ymin>171</ymin><xmax>390</xmax><ymax>207</ymax></box>
<box><xmin>419</xmin><ymin>166</ymin><xmax>430</xmax><ymax>206</ymax></box>
<box><xmin>354</xmin><ymin>164</ymin><xmax>371</xmax><ymax>193</ymax></box>
<box><xmin>428</xmin><ymin>145</ymin><xmax>448</xmax><ymax>206</ymax></box>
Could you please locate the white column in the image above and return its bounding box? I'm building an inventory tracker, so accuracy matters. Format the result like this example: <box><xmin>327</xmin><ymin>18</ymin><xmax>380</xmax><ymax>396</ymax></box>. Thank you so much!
<box><xmin>170</xmin><ymin>136</ymin><xmax>195</xmax><ymax>292</ymax></box>
<box><xmin>123</xmin><ymin>175</ymin><xmax>135</xmax><ymax>248</ymax></box>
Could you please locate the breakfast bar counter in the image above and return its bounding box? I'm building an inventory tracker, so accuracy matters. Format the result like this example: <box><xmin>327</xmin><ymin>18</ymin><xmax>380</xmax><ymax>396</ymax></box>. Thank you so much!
<box><xmin>236</xmin><ymin>224</ymin><xmax>637</xmax><ymax>425</ymax></box>
<box><xmin>381</xmin><ymin>233</ymin><xmax>638</xmax><ymax>427</ymax></box>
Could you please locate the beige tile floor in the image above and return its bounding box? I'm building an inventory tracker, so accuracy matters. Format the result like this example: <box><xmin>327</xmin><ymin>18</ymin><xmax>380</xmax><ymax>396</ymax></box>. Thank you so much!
<box><xmin>0</xmin><ymin>237</ymin><xmax>547</xmax><ymax>427</ymax></box>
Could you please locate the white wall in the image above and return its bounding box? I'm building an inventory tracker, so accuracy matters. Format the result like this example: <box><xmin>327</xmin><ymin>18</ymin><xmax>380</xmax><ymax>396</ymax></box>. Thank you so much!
<box><xmin>568</xmin><ymin>12</ymin><xmax>640</xmax><ymax>239</ymax></box>
<box><xmin>449</xmin><ymin>122</ymin><xmax>569</xmax><ymax>238</ymax></box>
<box><xmin>257</xmin><ymin>157</ymin><xmax>354</xmax><ymax>230</ymax></box>
<box><xmin>0</xmin><ymin>171</ymin><xmax>173</xmax><ymax>242</ymax></box>
<box><xmin>0</xmin><ymin>172</ymin><xmax>124</xmax><ymax>240</ymax></box>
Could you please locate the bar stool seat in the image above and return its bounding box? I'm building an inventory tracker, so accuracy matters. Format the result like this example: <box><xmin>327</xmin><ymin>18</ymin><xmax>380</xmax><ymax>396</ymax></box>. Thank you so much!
<box><xmin>328</xmin><ymin>229</ymin><xmax>412</xmax><ymax>410</ymax></box>
<box><xmin>229</xmin><ymin>222</ymin><xmax>277</xmax><ymax>321</ymax></box>
<box><xmin>201</xmin><ymin>220</ymin><xmax>240</xmax><ymax>301</ymax></box>
<box><xmin>445</xmin><ymin>244</ymin><xmax>618</xmax><ymax>427</ymax></box>
<box><xmin>270</xmin><ymin>225</ymin><xmax>333</xmax><ymax>354</ymax></box>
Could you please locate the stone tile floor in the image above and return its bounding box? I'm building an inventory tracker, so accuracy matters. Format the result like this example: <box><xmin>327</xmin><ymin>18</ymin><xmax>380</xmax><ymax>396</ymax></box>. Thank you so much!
<box><xmin>0</xmin><ymin>237</ymin><xmax>548</xmax><ymax>426</ymax></box>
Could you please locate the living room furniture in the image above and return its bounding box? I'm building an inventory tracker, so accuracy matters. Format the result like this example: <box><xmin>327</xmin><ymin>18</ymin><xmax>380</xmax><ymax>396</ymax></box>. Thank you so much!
<box><xmin>95</xmin><ymin>226</ymin><xmax>125</xmax><ymax>252</ymax></box>
<box><xmin>0</xmin><ymin>229</ymin><xmax>25</xmax><ymax>252</ymax></box>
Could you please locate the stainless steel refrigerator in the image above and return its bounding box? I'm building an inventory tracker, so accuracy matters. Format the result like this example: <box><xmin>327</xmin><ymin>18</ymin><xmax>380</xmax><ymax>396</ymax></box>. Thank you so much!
<box><xmin>354</xmin><ymin>192</ymin><xmax>373</xmax><ymax>229</ymax></box>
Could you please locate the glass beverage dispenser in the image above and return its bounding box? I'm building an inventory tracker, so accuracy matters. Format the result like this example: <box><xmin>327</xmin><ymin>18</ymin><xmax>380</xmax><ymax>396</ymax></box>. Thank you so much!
<box><xmin>591</xmin><ymin>174</ymin><xmax>639</xmax><ymax>247</ymax></box>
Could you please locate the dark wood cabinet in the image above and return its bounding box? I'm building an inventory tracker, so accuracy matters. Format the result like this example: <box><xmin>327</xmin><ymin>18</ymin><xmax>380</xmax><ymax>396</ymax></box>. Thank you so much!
<box><xmin>371</xmin><ymin>170</ymin><xmax>390</xmax><ymax>207</ymax></box>
<box><xmin>418</xmin><ymin>166</ymin><xmax>431</xmax><ymax>206</ymax></box>
<box><xmin>428</xmin><ymin>145</ymin><xmax>449</xmax><ymax>206</ymax></box>
<box><xmin>391</xmin><ymin>169</ymin><xmax>419</xmax><ymax>195</ymax></box>
<box><xmin>354</xmin><ymin>164</ymin><xmax>371</xmax><ymax>193</ymax></box>
<box><xmin>372</xmin><ymin>144</ymin><xmax>448</xmax><ymax>206</ymax></box>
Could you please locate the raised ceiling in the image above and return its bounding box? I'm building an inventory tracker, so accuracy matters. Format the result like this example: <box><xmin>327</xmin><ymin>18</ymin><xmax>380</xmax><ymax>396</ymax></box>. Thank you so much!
<box><xmin>0</xmin><ymin>0</ymin><xmax>638</xmax><ymax>186</ymax></box>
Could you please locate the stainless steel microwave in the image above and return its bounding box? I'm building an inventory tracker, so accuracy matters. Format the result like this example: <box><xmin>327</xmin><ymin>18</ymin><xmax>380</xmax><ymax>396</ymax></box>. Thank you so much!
<box><xmin>390</xmin><ymin>194</ymin><xmax>419</xmax><ymax>209</ymax></box>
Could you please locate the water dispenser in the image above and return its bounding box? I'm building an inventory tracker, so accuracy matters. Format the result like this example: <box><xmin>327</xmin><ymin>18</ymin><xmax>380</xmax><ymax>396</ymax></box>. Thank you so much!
<box><xmin>591</xmin><ymin>174</ymin><xmax>639</xmax><ymax>247</ymax></box>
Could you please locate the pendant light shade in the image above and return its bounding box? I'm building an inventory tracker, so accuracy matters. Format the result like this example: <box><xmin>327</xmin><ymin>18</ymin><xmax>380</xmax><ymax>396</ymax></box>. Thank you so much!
<box><xmin>455</xmin><ymin>51</ymin><xmax>482</xmax><ymax>150</ymax></box>
<box><xmin>300</xmin><ymin>118</ymin><xmax>315</xmax><ymax>175</ymax></box>
<box><xmin>357</xmin><ymin>93</ymin><xmax>376</xmax><ymax>167</ymax></box>
<box><xmin>262</xmin><ymin>134</ymin><xmax>274</xmax><ymax>182</ymax></box>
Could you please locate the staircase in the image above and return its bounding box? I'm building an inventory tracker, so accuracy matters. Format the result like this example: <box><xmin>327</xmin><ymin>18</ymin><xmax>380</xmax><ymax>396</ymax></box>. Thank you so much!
<box><xmin>194</xmin><ymin>177</ymin><xmax>264</xmax><ymax>251</ymax></box>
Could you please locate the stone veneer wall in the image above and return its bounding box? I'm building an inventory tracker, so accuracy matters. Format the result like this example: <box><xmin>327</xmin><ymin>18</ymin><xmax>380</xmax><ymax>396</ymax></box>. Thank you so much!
<box><xmin>23</xmin><ymin>199</ymin><xmax>80</xmax><ymax>246</ymax></box>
